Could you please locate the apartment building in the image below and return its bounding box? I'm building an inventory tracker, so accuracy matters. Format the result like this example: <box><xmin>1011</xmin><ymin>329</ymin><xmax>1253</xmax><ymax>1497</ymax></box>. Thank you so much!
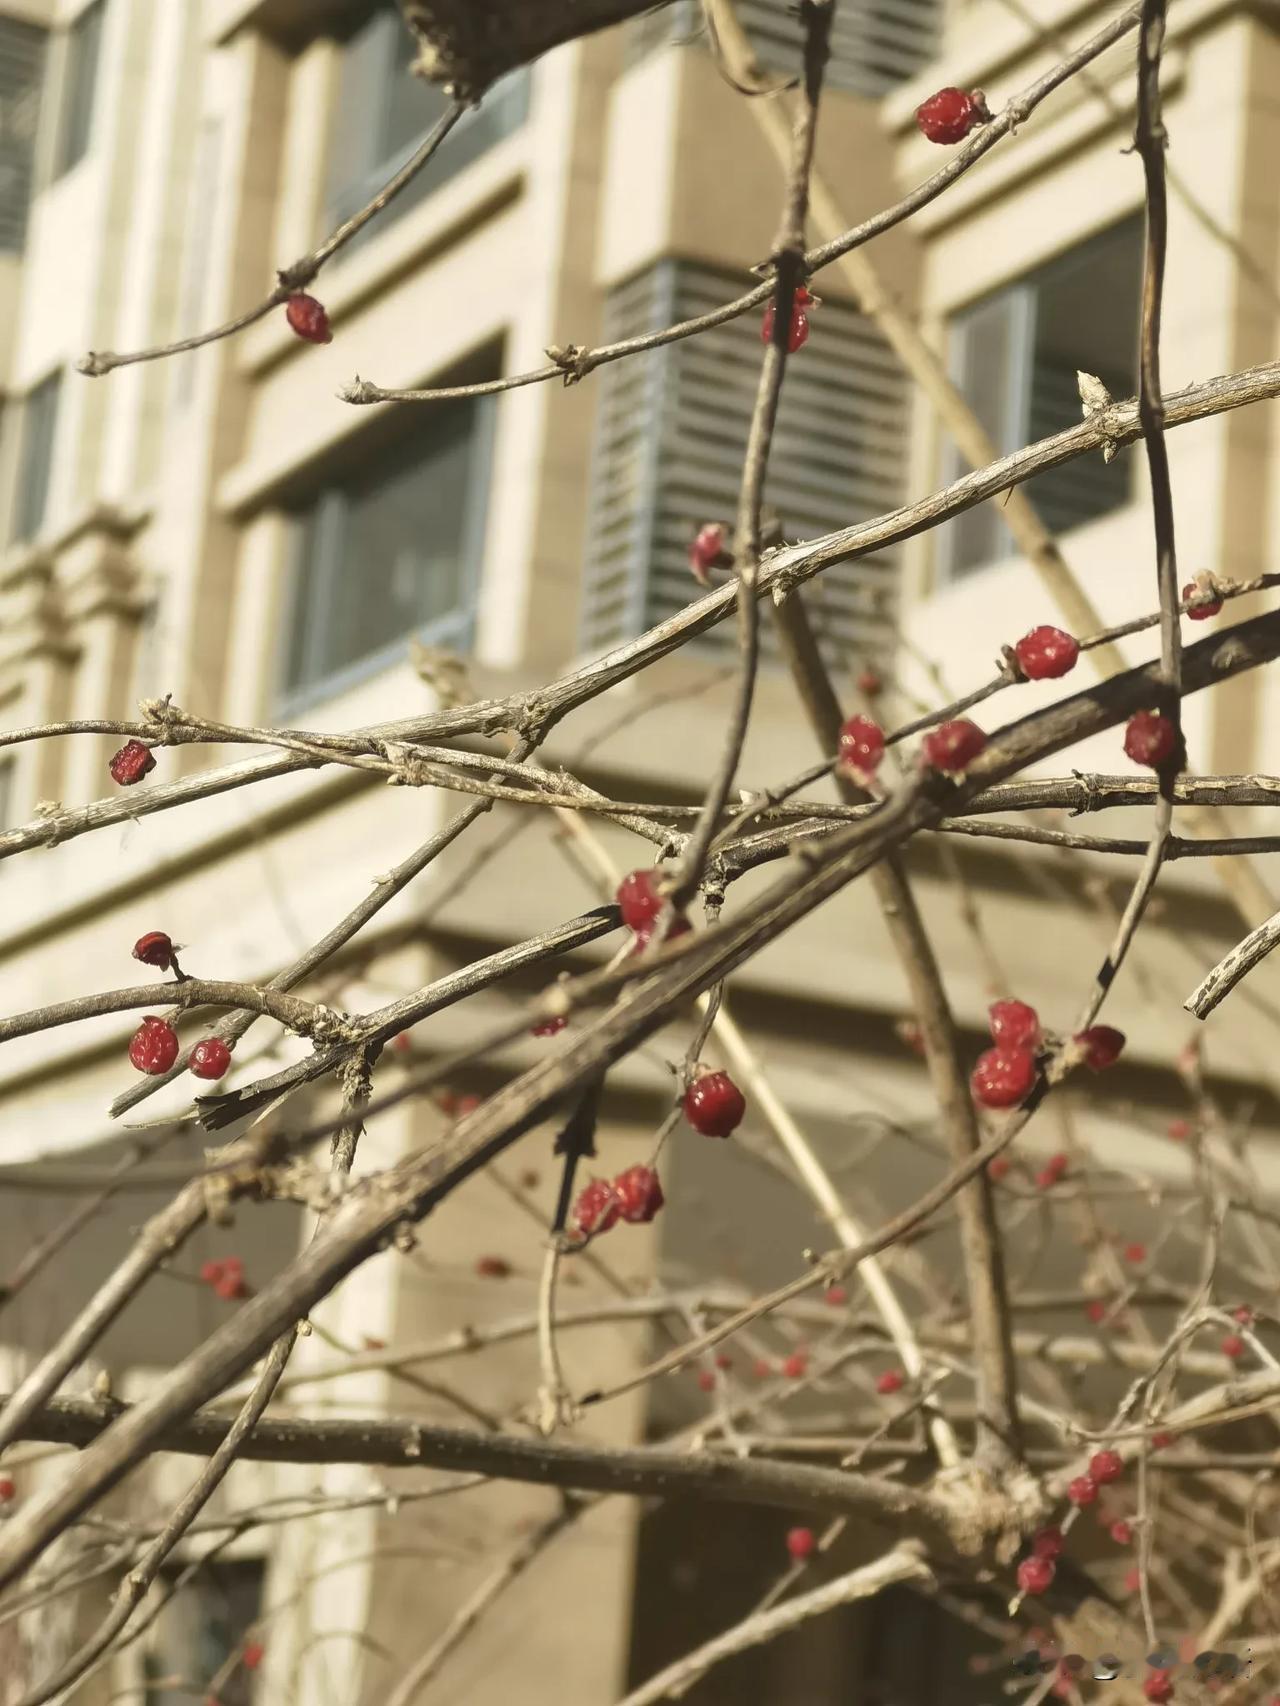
<box><xmin>0</xmin><ymin>0</ymin><xmax>1277</xmax><ymax>1700</ymax></box>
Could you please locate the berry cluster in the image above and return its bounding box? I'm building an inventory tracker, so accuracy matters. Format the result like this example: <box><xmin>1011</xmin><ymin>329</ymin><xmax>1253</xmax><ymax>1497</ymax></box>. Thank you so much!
<box><xmin>199</xmin><ymin>1256</ymin><xmax>248</xmax><ymax>1301</ymax></box>
<box><xmin>570</xmin><ymin>1164</ymin><xmax>664</xmax><ymax>1239</ymax></box>
<box><xmin>970</xmin><ymin>997</ymin><xmax>1041</xmax><ymax>1110</ymax></box>
<box><xmin>761</xmin><ymin>285</ymin><xmax>815</xmax><ymax>352</ymax></box>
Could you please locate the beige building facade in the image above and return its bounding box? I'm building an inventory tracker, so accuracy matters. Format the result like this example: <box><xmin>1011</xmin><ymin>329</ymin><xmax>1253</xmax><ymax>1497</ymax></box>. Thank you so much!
<box><xmin>0</xmin><ymin>0</ymin><xmax>1277</xmax><ymax>1700</ymax></box>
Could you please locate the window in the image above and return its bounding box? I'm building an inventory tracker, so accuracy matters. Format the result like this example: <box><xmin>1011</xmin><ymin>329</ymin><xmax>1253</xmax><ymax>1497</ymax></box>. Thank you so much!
<box><xmin>581</xmin><ymin>261</ymin><xmax>907</xmax><ymax>664</ymax></box>
<box><xmin>939</xmin><ymin>216</ymin><xmax>1144</xmax><ymax>581</ymax></box>
<box><xmin>9</xmin><ymin>370</ymin><xmax>61</xmax><ymax>545</ymax></box>
<box><xmin>627</xmin><ymin>0</ymin><xmax>942</xmax><ymax>97</ymax></box>
<box><xmin>143</xmin><ymin>1559</ymin><xmax>264</xmax><ymax>1706</ymax></box>
<box><xmin>53</xmin><ymin>0</ymin><xmax>106</xmax><ymax>178</ymax></box>
<box><xmin>323</xmin><ymin>2</ymin><xmax>529</xmax><ymax>244</ymax></box>
<box><xmin>279</xmin><ymin>394</ymin><xmax>495</xmax><ymax>704</ymax></box>
<box><xmin>0</xmin><ymin>17</ymin><xmax>47</xmax><ymax>250</ymax></box>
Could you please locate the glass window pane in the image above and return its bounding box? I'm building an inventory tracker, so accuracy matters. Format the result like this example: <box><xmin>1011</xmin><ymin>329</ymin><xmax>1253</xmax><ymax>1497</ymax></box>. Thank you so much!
<box><xmin>0</xmin><ymin>17</ymin><xmax>47</xmax><ymax>251</ymax></box>
<box><xmin>54</xmin><ymin>0</ymin><xmax>105</xmax><ymax>178</ymax></box>
<box><xmin>11</xmin><ymin>370</ymin><xmax>61</xmax><ymax>544</ymax></box>
<box><xmin>144</xmin><ymin>1560</ymin><xmax>263</xmax><ymax>1706</ymax></box>
<box><xmin>942</xmin><ymin>291</ymin><xmax>1028</xmax><ymax>579</ymax></box>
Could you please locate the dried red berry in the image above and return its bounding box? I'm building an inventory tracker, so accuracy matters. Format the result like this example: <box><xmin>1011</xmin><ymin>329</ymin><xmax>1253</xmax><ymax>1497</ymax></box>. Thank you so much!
<box><xmin>531</xmin><ymin>1015</ymin><xmax>568</xmax><ymax>1037</ymax></box>
<box><xmin>915</xmin><ymin>86</ymin><xmax>988</xmax><ymax>144</ymax></box>
<box><xmin>697</xmin><ymin>1369</ymin><xmax>716</xmax><ymax>1392</ymax></box>
<box><xmin>616</xmin><ymin>869</ymin><xmax>663</xmax><ymax>931</ymax></box>
<box><xmin>1075</xmin><ymin>1025</ymin><xmax>1125</xmax><ymax>1072</ymax></box>
<box><xmin>1017</xmin><ymin>1556</ymin><xmax>1055</xmax><ymax>1596</ymax></box>
<box><xmin>1085</xmin><ymin>1299</ymin><xmax>1108</xmax><ymax>1324</ymax></box>
<box><xmin>475</xmin><ymin>1255</ymin><xmax>512</xmax><ymax>1278</ymax></box>
<box><xmin>921</xmin><ymin>719</ymin><xmax>987</xmax><ymax>773</ymax></box>
<box><xmin>1124</xmin><ymin>1242</ymin><xmax>1147</xmax><ymax>1264</ymax></box>
<box><xmin>714</xmin><ymin>1352</ymin><xmax>733</xmax><ymax>1371</ymax></box>
<box><xmin>786</xmin><ymin>1526</ymin><xmax>816</xmax><ymax>1562</ymax></box>
<box><xmin>128</xmin><ymin>1015</ymin><xmax>179</xmax><ymax>1075</ymax></box>
<box><xmin>571</xmin><ymin>1178</ymin><xmax>622</xmax><ymax>1238</ymax></box>
<box><xmin>1233</xmin><ymin>1304</ymin><xmax>1254</xmax><ymax>1325</ymax></box>
<box><xmin>1110</xmin><ymin>1519</ymin><xmax>1133</xmax><ymax>1545</ymax></box>
<box><xmin>837</xmin><ymin>714</ymin><xmax>885</xmax><ymax>783</ymax></box>
<box><xmin>1067</xmin><ymin>1475</ymin><xmax>1099</xmax><ymax>1506</ymax></box>
<box><xmin>857</xmin><ymin>668</ymin><xmax>882</xmax><ymax>697</ymax></box>
<box><xmin>109</xmin><ymin>739</ymin><xmax>156</xmax><ymax>786</ymax></box>
<box><xmin>214</xmin><ymin>1269</ymin><xmax>248</xmax><ymax>1301</ymax></box>
<box><xmin>987</xmin><ymin>1155</ymin><xmax>1011</xmax><ymax>1181</ymax></box>
<box><xmin>684</xmin><ymin>1071</ymin><xmax>746</xmax><ymax>1138</ymax></box>
<box><xmin>199</xmin><ymin>1259</ymin><xmax>225</xmax><ymax>1284</ymax></box>
<box><xmin>782</xmin><ymin>1350</ymin><xmax>808</xmax><ymax>1379</ymax></box>
<box><xmin>1090</xmin><ymin>1450</ymin><xmax>1124</xmax><ymax>1485</ymax></box>
<box><xmin>1221</xmin><ymin>1332</ymin><xmax>1245</xmax><ymax>1359</ymax></box>
<box><xmin>1032</xmin><ymin>1526</ymin><xmax>1064</xmax><ymax>1559</ymax></box>
<box><xmin>689</xmin><ymin>523</ymin><xmax>728</xmax><ymax>585</ymax></box>
<box><xmin>1124</xmin><ymin>710</ymin><xmax>1177</xmax><ymax>768</ymax></box>
<box><xmin>875</xmin><ymin>1368</ymin><xmax>904</xmax><ymax>1395</ymax></box>
<box><xmin>613</xmin><ymin>1163</ymin><xmax>665</xmax><ymax>1224</ymax></box>
<box><xmin>190</xmin><ymin>1038</ymin><xmax>232</xmax><ymax>1081</ymax></box>
<box><xmin>824</xmin><ymin>1284</ymin><xmax>848</xmax><ymax>1306</ymax></box>
<box><xmin>1124</xmin><ymin>1566</ymin><xmax>1142</xmax><ymax>1594</ymax></box>
<box><xmin>1143</xmin><ymin>1671</ymin><xmax>1174</xmax><ymax>1703</ymax></box>
<box><xmin>1015</xmin><ymin>625</ymin><xmax>1080</xmax><ymax>680</ymax></box>
<box><xmin>242</xmin><ymin>1642</ymin><xmax>264</xmax><ymax>1672</ymax></box>
<box><xmin>753</xmin><ymin>1357</ymin><xmax>773</xmax><ymax>1378</ymax></box>
<box><xmin>285</xmin><ymin>293</ymin><xmax>332</xmax><ymax>344</ymax></box>
<box><xmin>455</xmin><ymin>1093</ymin><xmax>482</xmax><ymax>1115</ymax></box>
<box><xmin>1183</xmin><ymin>580</ymin><xmax>1222</xmax><ymax>619</ymax></box>
<box><xmin>1150</xmin><ymin>1430</ymin><xmax>1175</xmax><ymax>1451</ymax></box>
<box><xmin>761</xmin><ymin>285</ymin><xmax>813</xmax><ymax>352</ymax></box>
<box><xmin>988</xmin><ymin>998</ymin><xmax>1040</xmax><ymax>1050</ymax></box>
<box><xmin>0</xmin><ymin>1476</ymin><xmax>16</xmax><ymax>1502</ymax></box>
<box><xmin>1036</xmin><ymin>1152</ymin><xmax>1069</xmax><ymax>1190</ymax></box>
<box><xmin>132</xmin><ymin>931</ymin><xmax>175</xmax><ymax>970</ymax></box>
<box><xmin>970</xmin><ymin>1046</ymin><xmax>1036</xmax><ymax>1109</ymax></box>
<box><xmin>1167</xmin><ymin>1118</ymin><xmax>1191</xmax><ymax>1141</ymax></box>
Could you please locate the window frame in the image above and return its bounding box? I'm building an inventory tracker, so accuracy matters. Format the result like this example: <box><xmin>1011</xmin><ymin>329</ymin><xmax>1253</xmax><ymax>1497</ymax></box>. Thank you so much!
<box><xmin>52</xmin><ymin>0</ymin><xmax>106</xmax><ymax>181</ymax></box>
<box><xmin>9</xmin><ymin>368</ymin><xmax>62</xmax><ymax>546</ymax></box>
<box><xmin>272</xmin><ymin>394</ymin><xmax>498</xmax><ymax>717</ymax></box>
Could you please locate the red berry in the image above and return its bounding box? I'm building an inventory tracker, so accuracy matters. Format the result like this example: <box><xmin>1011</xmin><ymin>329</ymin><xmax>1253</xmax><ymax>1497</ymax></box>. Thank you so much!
<box><xmin>782</xmin><ymin>1350</ymin><xmax>808</xmax><ymax>1379</ymax></box>
<box><xmin>857</xmin><ymin>668</ymin><xmax>882</xmax><ymax>697</ymax></box>
<box><xmin>1151</xmin><ymin>1430</ymin><xmax>1175</xmax><ymax>1451</ymax></box>
<box><xmin>915</xmin><ymin>86</ymin><xmax>988</xmax><ymax>144</ymax></box>
<box><xmin>391</xmin><ymin>1032</ymin><xmax>412</xmax><ymax>1054</ymax></box>
<box><xmin>1233</xmin><ymin>1305</ymin><xmax>1254</xmax><ymax>1325</ymax></box>
<box><xmin>714</xmin><ymin>1353</ymin><xmax>733</xmax><ymax>1371</ymax></box>
<box><xmin>1110</xmin><ymin>1520</ymin><xmax>1133</xmax><ymax>1544</ymax></box>
<box><xmin>455</xmin><ymin>1093</ymin><xmax>482</xmax><ymax>1115</ymax></box>
<box><xmin>921</xmin><ymin>719</ymin><xmax>987</xmax><ymax>773</ymax></box>
<box><xmin>1017</xmin><ymin>1556</ymin><xmax>1055</xmax><ymax>1596</ymax></box>
<box><xmin>970</xmin><ymin>1046</ymin><xmax>1036</xmax><ymax>1109</ymax></box>
<box><xmin>753</xmin><ymin>1357</ymin><xmax>773</xmax><ymax>1378</ymax></box>
<box><xmin>242</xmin><ymin>1643</ymin><xmax>264</xmax><ymax>1672</ymax></box>
<box><xmin>1167</xmin><ymin>1118</ymin><xmax>1191</xmax><ymax>1141</ymax></box>
<box><xmin>1066</xmin><ymin>1475</ymin><xmax>1099</xmax><ymax>1506</ymax></box>
<box><xmin>824</xmin><ymin>1285</ymin><xmax>848</xmax><ymax>1306</ymax></box>
<box><xmin>531</xmin><ymin>1015</ymin><xmax>568</xmax><ymax>1037</ymax></box>
<box><xmin>132</xmin><ymin>931</ymin><xmax>175</xmax><ymax>970</ymax></box>
<box><xmin>1086</xmin><ymin>1299</ymin><xmax>1108</xmax><ymax>1324</ymax></box>
<box><xmin>761</xmin><ymin>286</ymin><xmax>813</xmax><ymax>353</ymax></box>
<box><xmin>199</xmin><ymin>1259</ymin><xmax>225</xmax><ymax>1284</ymax></box>
<box><xmin>697</xmin><ymin>1369</ymin><xmax>716</xmax><ymax>1392</ymax></box>
<box><xmin>0</xmin><ymin>1476</ymin><xmax>16</xmax><ymax>1502</ymax></box>
<box><xmin>876</xmin><ymin>1368</ymin><xmax>904</xmax><ymax>1395</ymax></box>
<box><xmin>683</xmin><ymin>1071</ymin><xmax>746</xmax><ymax>1138</ymax></box>
<box><xmin>987</xmin><ymin>1155</ymin><xmax>1011</xmax><ymax>1181</ymax></box>
<box><xmin>1015</xmin><ymin>625</ymin><xmax>1080</xmax><ymax>681</ymax></box>
<box><xmin>285</xmin><ymin>293</ymin><xmax>332</xmax><ymax>344</ymax></box>
<box><xmin>837</xmin><ymin>714</ymin><xmax>885</xmax><ymax>783</ymax></box>
<box><xmin>616</xmin><ymin>869</ymin><xmax>663</xmax><ymax>931</ymax></box>
<box><xmin>1032</xmin><ymin>1527</ymin><xmax>1064</xmax><ymax>1559</ymax></box>
<box><xmin>109</xmin><ymin>739</ymin><xmax>156</xmax><ymax>786</ymax></box>
<box><xmin>1075</xmin><ymin>1025</ymin><xmax>1125</xmax><ymax>1072</ymax></box>
<box><xmin>571</xmin><ymin>1178</ymin><xmax>621</xmax><ymax>1238</ymax></box>
<box><xmin>475</xmin><ymin>1255</ymin><xmax>511</xmax><ymax>1278</ymax></box>
<box><xmin>1124</xmin><ymin>710</ymin><xmax>1177</xmax><ymax>768</ymax></box>
<box><xmin>1090</xmin><ymin>1450</ymin><xmax>1124</xmax><ymax>1484</ymax></box>
<box><xmin>1182</xmin><ymin>580</ymin><xmax>1222</xmax><ymax>619</ymax></box>
<box><xmin>190</xmin><ymin>1038</ymin><xmax>232</xmax><ymax>1081</ymax></box>
<box><xmin>988</xmin><ymin>998</ymin><xmax>1041</xmax><ymax>1049</ymax></box>
<box><xmin>1036</xmin><ymin>1152</ymin><xmax>1068</xmax><ymax>1190</ymax></box>
<box><xmin>1124</xmin><ymin>1243</ymin><xmax>1147</xmax><ymax>1264</ymax></box>
<box><xmin>128</xmin><ymin>1015</ymin><xmax>179</xmax><ymax>1075</ymax></box>
<box><xmin>214</xmin><ymin>1270</ymin><xmax>248</xmax><ymax>1301</ymax></box>
<box><xmin>1221</xmin><ymin>1332</ymin><xmax>1245</xmax><ymax>1359</ymax></box>
<box><xmin>613</xmin><ymin>1164</ymin><xmax>665</xmax><ymax>1224</ymax></box>
<box><xmin>786</xmin><ymin>1526</ymin><xmax>817</xmax><ymax>1562</ymax></box>
<box><xmin>689</xmin><ymin>523</ymin><xmax>727</xmax><ymax>584</ymax></box>
<box><xmin>1124</xmin><ymin>1566</ymin><xmax>1142</xmax><ymax>1594</ymax></box>
<box><xmin>1143</xmin><ymin>1671</ymin><xmax>1174</xmax><ymax>1703</ymax></box>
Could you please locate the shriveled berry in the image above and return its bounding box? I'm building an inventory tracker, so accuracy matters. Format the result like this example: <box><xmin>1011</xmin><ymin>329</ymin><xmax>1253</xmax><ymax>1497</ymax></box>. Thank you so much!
<box><xmin>753</xmin><ymin>1357</ymin><xmax>773</xmax><ymax>1378</ymax></box>
<box><xmin>1015</xmin><ymin>625</ymin><xmax>1079</xmax><ymax>680</ymax></box>
<box><xmin>786</xmin><ymin>1526</ymin><xmax>816</xmax><ymax>1562</ymax></box>
<box><xmin>1233</xmin><ymin>1305</ymin><xmax>1254</xmax><ymax>1325</ymax></box>
<box><xmin>782</xmin><ymin>1350</ymin><xmax>808</xmax><ymax>1379</ymax></box>
<box><xmin>1090</xmin><ymin>1450</ymin><xmax>1124</xmax><ymax>1484</ymax></box>
<box><xmin>988</xmin><ymin>998</ymin><xmax>1040</xmax><ymax>1049</ymax></box>
<box><xmin>970</xmin><ymin>1046</ymin><xmax>1036</xmax><ymax>1109</ymax></box>
<box><xmin>1182</xmin><ymin>579</ymin><xmax>1222</xmax><ymax>619</ymax></box>
<box><xmin>824</xmin><ymin>1284</ymin><xmax>848</xmax><ymax>1306</ymax></box>
<box><xmin>1017</xmin><ymin>1556</ymin><xmax>1055</xmax><ymax>1596</ymax></box>
<box><xmin>987</xmin><ymin>1155</ymin><xmax>1011</xmax><ymax>1181</ymax></box>
<box><xmin>214</xmin><ymin>1269</ymin><xmax>248</xmax><ymax>1301</ymax></box>
<box><xmin>285</xmin><ymin>293</ymin><xmax>332</xmax><ymax>344</ymax></box>
<box><xmin>1086</xmin><ymin>1299</ymin><xmax>1108</xmax><ymax>1324</ymax></box>
<box><xmin>616</xmin><ymin>869</ymin><xmax>664</xmax><ymax>931</ymax></box>
<box><xmin>1124</xmin><ymin>710</ymin><xmax>1177</xmax><ymax>768</ymax></box>
<box><xmin>531</xmin><ymin>1015</ymin><xmax>568</xmax><ymax>1037</ymax></box>
<box><xmin>571</xmin><ymin>1178</ymin><xmax>621</xmax><ymax>1238</ymax></box>
<box><xmin>915</xmin><ymin>86</ymin><xmax>988</xmax><ymax>144</ymax></box>
<box><xmin>1124</xmin><ymin>1242</ymin><xmax>1147</xmax><ymax>1265</ymax></box>
<box><xmin>1167</xmin><ymin>1118</ymin><xmax>1191</xmax><ymax>1141</ymax></box>
<box><xmin>857</xmin><ymin>668</ymin><xmax>882</xmax><ymax>697</ymax></box>
<box><xmin>1075</xmin><ymin>1025</ymin><xmax>1125</xmax><ymax>1071</ymax></box>
<box><xmin>1067</xmin><ymin>1475</ymin><xmax>1099</xmax><ymax>1506</ymax></box>
<box><xmin>242</xmin><ymin>1643</ymin><xmax>264</xmax><ymax>1672</ymax></box>
<box><xmin>1032</xmin><ymin>1526</ymin><xmax>1064</xmax><ymax>1559</ymax></box>
<box><xmin>190</xmin><ymin>1038</ymin><xmax>232</xmax><ymax>1081</ymax></box>
<box><xmin>1110</xmin><ymin>1520</ymin><xmax>1133</xmax><ymax>1544</ymax></box>
<box><xmin>837</xmin><ymin>714</ymin><xmax>885</xmax><ymax>783</ymax></box>
<box><xmin>199</xmin><ymin>1259</ymin><xmax>225</xmax><ymax>1285</ymax></box>
<box><xmin>129</xmin><ymin>1015</ymin><xmax>179</xmax><ymax>1075</ymax></box>
<box><xmin>761</xmin><ymin>285</ymin><xmax>813</xmax><ymax>352</ymax></box>
<box><xmin>1221</xmin><ymin>1332</ymin><xmax>1245</xmax><ymax>1359</ymax></box>
<box><xmin>1036</xmin><ymin>1152</ymin><xmax>1068</xmax><ymax>1190</ymax></box>
<box><xmin>1143</xmin><ymin>1671</ymin><xmax>1174</xmax><ymax>1703</ymax></box>
<box><xmin>132</xmin><ymin>931</ymin><xmax>175</xmax><ymax>970</ymax></box>
<box><xmin>689</xmin><ymin>523</ymin><xmax>728</xmax><ymax>585</ymax></box>
<box><xmin>876</xmin><ymin>1368</ymin><xmax>904</xmax><ymax>1395</ymax></box>
<box><xmin>0</xmin><ymin>1475</ymin><xmax>16</xmax><ymax>1501</ymax></box>
<box><xmin>475</xmin><ymin>1255</ymin><xmax>512</xmax><ymax>1278</ymax></box>
<box><xmin>109</xmin><ymin>739</ymin><xmax>155</xmax><ymax>786</ymax></box>
<box><xmin>921</xmin><ymin>719</ymin><xmax>986</xmax><ymax>773</ymax></box>
<box><xmin>714</xmin><ymin>1352</ymin><xmax>733</xmax><ymax>1370</ymax></box>
<box><xmin>684</xmin><ymin>1071</ymin><xmax>746</xmax><ymax>1138</ymax></box>
<box><xmin>613</xmin><ymin>1163</ymin><xmax>664</xmax><ymax>1224</ymax></box>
